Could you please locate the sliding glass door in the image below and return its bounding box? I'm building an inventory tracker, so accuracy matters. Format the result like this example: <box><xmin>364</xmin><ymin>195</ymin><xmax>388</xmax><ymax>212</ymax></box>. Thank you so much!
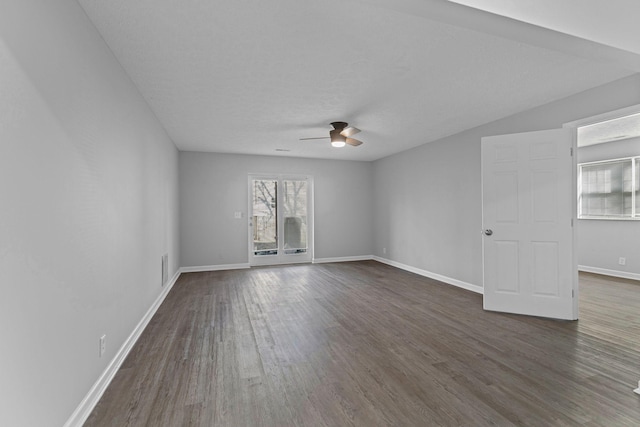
<box><xmin>249</xmin><ymin>175</ymin><xmax>313</xmax><ymax>265</ymax></box>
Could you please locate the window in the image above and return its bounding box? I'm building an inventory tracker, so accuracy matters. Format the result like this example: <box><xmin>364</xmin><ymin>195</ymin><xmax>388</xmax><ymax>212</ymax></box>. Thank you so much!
<box><xmin>578</xmin><ymin>156</ymin><xmax>639</xmax><ymax>219</ymax></box>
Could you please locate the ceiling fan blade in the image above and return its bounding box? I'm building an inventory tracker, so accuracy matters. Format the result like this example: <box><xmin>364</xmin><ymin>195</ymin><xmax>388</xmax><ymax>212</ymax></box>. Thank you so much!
<box><xmin>299</xmin><ymin>137</ymin><xmax>330</xmax><ymax>140</ymax></box>
<box><xmin>341</xmin><ymin>126</ymin><xmax>361</xmax><ymax>137</ymax></box>
<box><xmin>345</xmin><ymin>138</ymin><xmax>363</xmax><ymax>146</ymax></box>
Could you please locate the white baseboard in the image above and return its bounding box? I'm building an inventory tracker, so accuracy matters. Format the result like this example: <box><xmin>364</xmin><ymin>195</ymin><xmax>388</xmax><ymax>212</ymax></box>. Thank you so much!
<box><xmin>179</xmin><ymin>263</ymin><xmax>250</xmax><ymax>273</ymax></box>
<box><xmin>313</xmin><ymin>255</ymin><xmax>374</xmax><ymax>264</ymax></box>
<box><xmin>372</xmin><ymin>256</ymin><xmax>484</xmax><ymax>294</ymax></box>
<box><xmin>578</xmin><ymin>265</ymin><xmax>640</xmax><ymax>281</ymax></box>
<box><xmin>634</xmin><ymin>381</ymin><xmax>640</xmax><ymax>395</ymax></box>
<box><xmin>63</xmin><ymin>270</ymin><xmax>181</xmax><ymax>427</ymax></box>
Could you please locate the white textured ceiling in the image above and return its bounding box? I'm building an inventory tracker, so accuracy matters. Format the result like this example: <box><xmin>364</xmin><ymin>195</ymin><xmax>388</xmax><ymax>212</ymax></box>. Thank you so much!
<box><xmin>77</xmin><ymin>0</ymin><xmax>637</xmax><ymax>161</ymax></box>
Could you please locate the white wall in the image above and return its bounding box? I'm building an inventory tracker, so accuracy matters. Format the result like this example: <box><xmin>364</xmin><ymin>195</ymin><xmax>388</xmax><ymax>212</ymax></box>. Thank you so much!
<box><xmin>179</xmin><ymin>152</ymin><xmax>373</xmax><ymax>266</ymax></box>
<box><xmin>373</xmin><ymin>74</ymin><xmax>640</xmax><ymax>289</ymax></box>
<box><xmin>577</xmin><ymin>137</ymin><xmax>640</xmax><ymax>277</ymax></box>
<box><xmin>0</xmin><ymin>1</ymin><xmax>179</xmax><ymax>426</ymax></box>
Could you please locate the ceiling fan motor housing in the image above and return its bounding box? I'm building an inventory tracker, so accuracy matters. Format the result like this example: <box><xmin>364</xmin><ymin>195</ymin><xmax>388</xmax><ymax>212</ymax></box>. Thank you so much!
<box><xmin>330</xmin><ymin>121</ymin><xmax>348</xmax><ymax>131</ymax></box>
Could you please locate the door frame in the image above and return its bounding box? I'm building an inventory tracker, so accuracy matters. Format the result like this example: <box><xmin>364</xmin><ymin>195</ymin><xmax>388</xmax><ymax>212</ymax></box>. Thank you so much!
<box><xmin>563</xmin><ymin>103</ymin><xmax>640</xmax><ymax>315</ymax></box>
<box><xmin>247</xmin><ymin>174</ymin><xmax>314</xmax><ymax>266</ymax></box>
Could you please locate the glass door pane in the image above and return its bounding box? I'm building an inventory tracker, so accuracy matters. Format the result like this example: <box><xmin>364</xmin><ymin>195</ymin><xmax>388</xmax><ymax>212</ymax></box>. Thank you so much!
<box><xmin>283</xmin><ymin>180</ymin><xmax>308</xmax><ymax>254</ymax></box>
<box><xmin>636</xmin><ymin>158</ymin><xmax>639</xmax><ymax>218</ymax></box>
<box><xmin>252</xmin><ymin>179</ymin><xmax>278</xmax><ymax>256</ymax></box>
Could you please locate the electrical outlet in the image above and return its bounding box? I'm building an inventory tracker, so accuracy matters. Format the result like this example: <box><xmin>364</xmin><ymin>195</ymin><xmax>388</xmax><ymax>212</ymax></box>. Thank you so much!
<box><xmin>383</xmin><ymin>247</ymin><xmax>387</xmax><ymax>255</ymax></box>
<box><xmin>100</xmin><ymin>335</ymin><xmax>106</xmax><ymax>358</ymax></box>
<box><xmin>234</xmin><ymin>211</ymin><xmax>242</xmax><ymax>219</ymax></box>
<box><xmin>619</xmin><ymin>257</ymin><xmax>626</xmax><ymax>266</ymax></box>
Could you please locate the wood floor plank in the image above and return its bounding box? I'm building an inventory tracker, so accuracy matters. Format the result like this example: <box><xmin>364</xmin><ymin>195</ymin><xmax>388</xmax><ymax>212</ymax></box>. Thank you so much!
<box><xmin>85</xmin><ymin>262</ymin><xmax>640</xmax><ymax>426</ymax></box>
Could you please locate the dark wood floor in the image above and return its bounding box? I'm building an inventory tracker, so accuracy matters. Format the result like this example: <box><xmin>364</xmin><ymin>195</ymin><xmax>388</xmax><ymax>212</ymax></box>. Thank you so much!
<box><xmin>85</xmin><ymin>262</ymin><xmax>640</xmax><ymax>426</ymax></box>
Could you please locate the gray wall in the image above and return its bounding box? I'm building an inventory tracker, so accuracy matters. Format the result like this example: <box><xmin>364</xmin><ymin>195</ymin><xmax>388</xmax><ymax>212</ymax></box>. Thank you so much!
<box><xmin>0</xmin><ymin>1</ymin><xmax>179</xmax><ymax>425</ymax></box>
<box><xmin>577</xmin><ymin>137</ymin><xmax>640</xmax><ymax>276</ymax></box>
<box><xmin>373</xmin><ymin>74</ymin><xmax>640</xmax><ymax>288</ymax></box>
<box><xmin>179</xmin><ymin>152</ymin><xmax>374</xmax><ymax>266</ymax></box>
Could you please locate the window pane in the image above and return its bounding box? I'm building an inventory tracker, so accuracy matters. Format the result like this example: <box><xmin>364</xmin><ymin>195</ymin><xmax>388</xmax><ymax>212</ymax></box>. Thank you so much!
<box><xmin>252</xmin><ymin>179</ymin><xmax>278</xmax><ymax>255</ymax></box>
<box><xmin>623</xmin><ymin>160</ymin><xmax>633</xmax><ymax>215</ymax></box>
<box><xmin>637</xmin><ymin>158</ymin><xmax>640</xmax><ymax>217</ymax></box>
<box><xmin>282</xmin><ymin>180</ymin><xmax>308</xmax><ymax>254</ymax></box>
<box><xmin>579</xmin><ymin>160</ymin><xmax>632</xmax><ymax>218</ymax></box>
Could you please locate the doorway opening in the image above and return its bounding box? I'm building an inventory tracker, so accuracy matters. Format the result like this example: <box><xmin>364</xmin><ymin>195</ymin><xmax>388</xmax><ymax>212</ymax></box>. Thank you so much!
<box><xmin>557</xmin><ymin>104</ymin><xmax>640</xmax><ymax>337</ymax></box>
<box><xmin>565</xmin><ymin>104</ymin><xmax>640</xmax><ymax>282</ymax></box>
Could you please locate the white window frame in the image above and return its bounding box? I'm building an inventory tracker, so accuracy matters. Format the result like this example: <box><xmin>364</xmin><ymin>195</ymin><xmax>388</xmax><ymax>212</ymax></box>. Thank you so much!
<box><xmin>578</xmin><ymin>155</ymin><xmax>639</xmax><ymax>220</ymax></box>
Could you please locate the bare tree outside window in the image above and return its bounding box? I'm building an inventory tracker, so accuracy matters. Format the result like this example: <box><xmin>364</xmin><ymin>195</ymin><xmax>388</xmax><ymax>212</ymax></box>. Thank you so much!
<box><xmin>252</xmin><ymin>179</ymin><xmax>277</xmax><ymax>254</ymax></box>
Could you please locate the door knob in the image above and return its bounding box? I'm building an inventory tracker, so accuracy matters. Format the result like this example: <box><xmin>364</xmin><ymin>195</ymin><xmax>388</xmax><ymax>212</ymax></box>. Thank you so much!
<box><xmin>484</xmin><ymin>229</ymin><xmax>493</xmax><ymax>236</ymax></box>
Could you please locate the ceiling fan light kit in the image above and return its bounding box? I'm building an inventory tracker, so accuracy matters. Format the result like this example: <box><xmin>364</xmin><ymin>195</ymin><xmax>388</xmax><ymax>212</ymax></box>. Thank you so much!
<box><xmin>330</xmin><ymin>129</ymin><xmax>347</xmax><ymax>147</ymax></box>
<box><xmin>300</xmin><ymin>121</ymin><xmax>364</xmax><ymax>148</ymax></box>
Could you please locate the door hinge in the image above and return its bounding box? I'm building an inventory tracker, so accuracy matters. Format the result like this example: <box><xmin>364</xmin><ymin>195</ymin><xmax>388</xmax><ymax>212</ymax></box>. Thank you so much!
<box><xmin>571</xmin><ymin>218</ymin><xmax>574</xmax><ymax>227</ymax></box>
<box><xmin>572</xmin><ymin>289</ymin><xmax>575</xmax><ymax>298</ymax></box>
<box><xmin>570</xmin><ymin>147</ymin><xmax>574</xmax><ymax>156</ymax></box>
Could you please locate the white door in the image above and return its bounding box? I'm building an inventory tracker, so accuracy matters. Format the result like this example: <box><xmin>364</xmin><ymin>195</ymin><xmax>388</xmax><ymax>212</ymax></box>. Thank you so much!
<box><xmin>249</xmin><ymin>175</ymin><xmax>313</xmax><ymax>266</ymax></box>
<box><xmin>481</xmin><ymin>128</ymin><xmax>578</xmax><ymax>320</ymax></box>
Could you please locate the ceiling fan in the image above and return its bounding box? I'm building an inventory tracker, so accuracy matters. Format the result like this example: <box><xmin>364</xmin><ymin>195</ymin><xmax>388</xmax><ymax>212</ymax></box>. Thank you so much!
<box><xmin>300</xmin><ymin>121</ymin><xmax>364</xmax><ymax>148</ymax></box>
